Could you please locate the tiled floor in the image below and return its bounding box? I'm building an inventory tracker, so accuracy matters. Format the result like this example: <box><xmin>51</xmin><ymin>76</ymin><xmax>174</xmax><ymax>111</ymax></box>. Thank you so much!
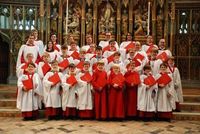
<box><xmin>0</xmin><ymin>118</ymin><xmax>200</xmax><ymax>134</ymax></box>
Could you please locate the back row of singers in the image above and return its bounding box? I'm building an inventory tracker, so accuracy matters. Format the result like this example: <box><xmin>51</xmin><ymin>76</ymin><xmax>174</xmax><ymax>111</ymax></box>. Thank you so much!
<box><xmin>16</xmin><ymin>30</ymin><xmax>183</xmax><ymax>121</ymax></box>
<box><xmin>16</xmin><ymin>31</ymin><xmax>172</xmax><ymax>76</ymax></box>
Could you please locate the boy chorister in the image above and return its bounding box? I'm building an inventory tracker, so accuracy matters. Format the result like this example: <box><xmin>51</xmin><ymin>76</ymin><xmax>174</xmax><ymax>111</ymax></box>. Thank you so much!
<box><xmin>57</xmin><ymin>45</ymin><xmax>73</xmax><ymax>74</ymax></box>
<box><xmin>61</xmin><ymin>63</ymin><xmax>78</xmax><ymax>119</ymax></box>
<box><xmin>90</xmin><ymin>46</ymin><xmax>108</xmax><ymax>71</ymax></box>
<box><xmin>17</xmin><ymin>62</ymin><xmax>42</xmax><ymax>120</ymax></box>
<box><xmin>107</xmin><ymin>64</ymin><xmax>125</xmax><ymax>120</ymax></box>
<box><xmin>138</xmin><ymin>65</ymin><xmax>158</xmax><ymax>120</ymax></box>
<box><xmin>91</xmin><ymin>60</ymin><xmax>108</xmax><ymax>120</ymax></box>
<box><xmin>124</xmin><ymin>61</ymin><xmax>141</xmax><ymax>118</ymax></box>
<box><xmin>168</xmin><ymin>56</ymin><xmax>183</xmax><ymax>112</ymax></box>
<box><xmin>156</xmin><ymin>63</ymin><xmax>176</xmax><ymax>122</ymax></box>
<box><xmin>37</xmin><ymin>52</ymin><xmax>51</xmax><ymax>79</ymax></box>
<box><xmin>76</xmin><ymin>61</ymin><xmax>93</xmax><ymax>119</ymax></box>
<box><xmin>16</xmin><ymin>53</ymin><xmax>37</xmax><ymax>78</ymax></box>
<box><xmin>149</xmin><ymin>48</ymin><xmax>163</xmax><ymax>76</ymax></box>
<box><xmin>16</xmin><ymin>34</ymin><xmax>41</xmax><ymax>68</ymax></box>
<box><xmin>43</xmin><ymin>60</ymin><xmax>63</xmax><ymax>120</ymax></box>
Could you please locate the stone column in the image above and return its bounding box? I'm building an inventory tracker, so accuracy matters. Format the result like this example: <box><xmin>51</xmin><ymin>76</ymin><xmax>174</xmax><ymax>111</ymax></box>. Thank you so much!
<box><xmin>58</xmin><ymin>0</ymin><xmax>63</xmax><ymax>45</ymax></box>
<box><xmin>152</xmin><ymin>0</ymin><xmax>157</xmax><ymax>43</ymax></box>
<box><xmin>40</xmin><ymin>0</ymin><xmax>44</xmax><ymax>41</ymax></box>
<box><xmin>8</xmin><ymin>5</ymin><xmax>17</xmax><ymax>84</ymax></box>
<box><xmin>93</xmin><ymin>0</ymin><xmax>97</xmax><ymax>44</ymax></box>
<box><xmin>81</xmin><ymin>0</ymin><xmax>86</xmax><ymax>46</ymax></box>
<box><xmin>164</xmin><ymin>0</ymin><xmax>169</xmax><ymax>46</ymax></box>
<box><xmin>170</xmin><ymin>0</ymin><xmax>175</xmax><ymax>53</ymax></box>
<box><xmin>129</xmin><ymin>0</ymin><xmax>133</xmax><ymax>35</ymax></box>
<box><xmin>116</xmin><ymin>0</ymin><xmax>121</xmax><ymax>43</ymax></box>
<box><xmin>46</xmin><ymin>0</ymin><xmax>51</xmax><ymax>44</ymax></box>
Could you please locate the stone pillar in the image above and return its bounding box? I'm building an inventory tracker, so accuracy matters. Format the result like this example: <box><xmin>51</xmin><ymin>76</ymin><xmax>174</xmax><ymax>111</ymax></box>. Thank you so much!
<box><xmin>152</xmin><ymin>0</ymin><xmax>157</xmax><ymax>43</ymax></box>
<box><xmin>116</xmin><ymin>0</ymin><xmax>121</xmax><ymax>43</ymax></box>
<box><xmin>164</xmin><ymin>0</ymin><xmax>169</xmax><ymax>46</ymax></box>
<box><xmin>170</xmin><ymin>0</ymin><xmax>175</xmax><ymax>53</ymax></box>
<box><xmin>40</xmin><ymin>0</ymin><xmax>44</xmax><ymax>41</ymax></box>
<box><xmin>129</xmin><ymin>0</ymin><xmax>133</xmax><ymax>36</ymax></box>
<box><xmin>46</xmin><ymin>0</ymin><xmax>51</xmax><ymax>44</ymax></box>
<box><xmin>93</xmin><ymin>0</ymin><xmax>97</xmax><ymax>44</ymax></box>
<box><xmin>58</xmin><ymin>0</ymin><xmax>63</xmax><ymax>45</ymax></box>
<box><xmin>8</xmin><ymin>5</ymin><xmax>17</xmax><ymax>84</ymax></box>
<box><xmin>81</xmin><ymin>0</ymin><xmax>86</xmax><ymax>46</ymax></box>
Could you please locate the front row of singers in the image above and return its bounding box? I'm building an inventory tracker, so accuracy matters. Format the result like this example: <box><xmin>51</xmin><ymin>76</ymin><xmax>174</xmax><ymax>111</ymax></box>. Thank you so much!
<box><xmin>17</xmin><ymin>58</ymin><xmax>182</xmax><ymax>122</ymax></box>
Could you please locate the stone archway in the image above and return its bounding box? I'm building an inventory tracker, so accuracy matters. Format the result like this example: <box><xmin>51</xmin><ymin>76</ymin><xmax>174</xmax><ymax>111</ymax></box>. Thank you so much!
<box><xmin>0</xmin><ymin>34</ymin><xmax>9</xmax><ymax>84</ymax></box>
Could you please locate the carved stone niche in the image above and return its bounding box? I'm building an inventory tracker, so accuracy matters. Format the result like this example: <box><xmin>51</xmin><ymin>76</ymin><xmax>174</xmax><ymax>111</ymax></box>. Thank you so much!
<box><xmin>133</xmin><ymin>0</ymin><xmax>148</xmax><ymax>44</ymax></box>
<box><xmin>97</xmin><ymin>0</ymin><xmax>117</xmax><ymax>41</ymax></box>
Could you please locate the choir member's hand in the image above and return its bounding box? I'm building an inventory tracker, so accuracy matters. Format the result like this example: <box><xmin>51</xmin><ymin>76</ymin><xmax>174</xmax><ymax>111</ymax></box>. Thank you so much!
<box><xmin>60</xmin><ymin>67</ymin><xmax>64</xmax><ymax>72</ymax></box>
<box><xmin>167</xmin><ymin>92</ymin><xmax>171</xmax><ymax>98</ymax></box>
<box><xmin>23</xmin><ymin>86</ymin><xmax>28</xmax><ymax>91</ymax></box>
<box><xmin>97</xmin><ymin>87</ymin><xmax>102</xmax><ymax>92</ymax></box>
<box><xmin>69</xmin><ymin>84</ymin><xmax>73</xmax><ymax>88</ymax></box>
<box><xmin>159</xmin><ymin>84</ymin><xmax>165</xmax><ymax>88</ymax></box>
<box><xmin>174</xmin><ymin>84</ymin><xmax>178</xmax><ymax>89</ymax></box>
<box><xmin>131</xmin><ymin>83</ymin><xmax>135</xmax><ymax>86</ymax></box>
<box><xmin>113</xmin><ymin>84</ymin><xmax>118</xmax><ymax>88</ymax></box>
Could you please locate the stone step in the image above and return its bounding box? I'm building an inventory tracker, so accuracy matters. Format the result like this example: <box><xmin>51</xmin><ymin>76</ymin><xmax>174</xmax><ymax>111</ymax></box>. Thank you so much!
<box><xmin>183</xmin><ymin>95</ymin><xmax>200</xmax><ymax>103</ymax></box>
<box><xmin>183</xmin><ymin>88</ymin><xmax>200</xmax><ymax>95</ymax></box>
<box><xmin>180</xmin><ymin>102</ymin><xmax>200</xmax><ymax>112</ymax></box>
<box><xmin>0</xmin><ymin>99</ymin><xmax>16</xmax><ymax>107</ymax></box>
<box><xmin>0</xmin><ymin>108</ymin><xmax>21</xmax><ymax>117</ymax></box>
<box><xmin>0</xmin><ymin>85</ymin><xmax>16</xmax><ymax>91</ymax></box>
<box><xmin>0</xmin><ymin>90</ymin><xmax>16</xmax><ymax>99</ymax></box>
<box><xmin>173</xmin><ymin>112</ymin><xmax>200</xmax><ymax>121</ymax></box>
<box><xmin>0</xmin><ymin>108</ymin><xmax>45</xmax><ymax>118</ymax></box>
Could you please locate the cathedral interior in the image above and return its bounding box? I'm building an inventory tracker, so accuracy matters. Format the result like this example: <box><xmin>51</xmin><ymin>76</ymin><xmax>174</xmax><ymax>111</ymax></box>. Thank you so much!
<box><xmin>0</xmin><ymin>0</ymin><xmax>200</xmax><ymax>87</ymax></box>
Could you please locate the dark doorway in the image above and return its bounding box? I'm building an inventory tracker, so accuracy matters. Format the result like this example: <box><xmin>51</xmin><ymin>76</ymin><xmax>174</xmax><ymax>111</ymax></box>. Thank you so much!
<box><xmin>0</xmin><ymin>35</ymin><xmax>9</xmax><ymax>83</ymax></box>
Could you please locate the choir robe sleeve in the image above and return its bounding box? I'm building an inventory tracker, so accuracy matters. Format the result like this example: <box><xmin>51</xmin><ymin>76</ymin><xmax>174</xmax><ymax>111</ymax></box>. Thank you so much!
<box><xmin>174</xmin><ymin>68</ymin><xmax>183</xmax><ymax>103</ymax></box>
<box><xmin>61</xmin><ymin>74</ymin><xmax>71</xmax><ymax>110</ymax></box>
<box><xmin>76</xmin><ymin>72</ymin><xmax>93</xmax><ymax>110</ymax></box>
<box><xmin>166</xmin><ymin>74</ymin><xmax>176</xmax><ymax>110</ymax></box>
<box><xmin>16</xmin><ymin>64</ymin><xmax>25</xmax><ymax>78</ymax></box>
<box><xmin>37</xmin><ymin>62</ymin><xmax>46</xmax><ymax>79</ymax></box>
<box><xmin>17</xmin><ymin>75</ymin><xmax>25</xmax><ymax>110</ymax></box>
<box><xmin>16</xmin><ymin>45</ymin><xmax>26</xmax><ymax>69</ymax></box>
<box><xmin>137</xmin><ymin>75</ymin><xmax>147</xmax><ymax>111</ymax></box>
<box><xmin>42</xmin><ymin>72</ymin><xmax>54</xmax><ymax>104</ymax></box>
<box><xmin>32</xmin><ymin>73</ymin><xmax>43</xmax><ymax>109</ymax></box>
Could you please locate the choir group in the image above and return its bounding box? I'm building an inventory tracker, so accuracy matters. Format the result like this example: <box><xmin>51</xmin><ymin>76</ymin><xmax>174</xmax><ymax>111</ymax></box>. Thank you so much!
<box><xmin>16</xmin><ymin>29</ymin><xmax>183</xmax><ymax>122</ymax></box>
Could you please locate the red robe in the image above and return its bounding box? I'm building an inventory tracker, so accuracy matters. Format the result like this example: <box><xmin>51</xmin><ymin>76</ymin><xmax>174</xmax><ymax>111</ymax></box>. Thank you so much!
<box><xmin>91</xmin><ymin>69</ymin><xmax>107</xmax><ymax>120</ymax></box>
<box><xmin>124</xmin><ymin>71</ymin><xmax>140</xmax><ymax>117</ymax></box>
<box><xmin>108</xmin><ymin>72</ymin><xmax>125</xmax><ymax>119</ymax></box>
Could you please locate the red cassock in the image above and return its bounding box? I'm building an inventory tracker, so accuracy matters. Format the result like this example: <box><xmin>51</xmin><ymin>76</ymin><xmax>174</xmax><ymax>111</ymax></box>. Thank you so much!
<box><xmin>124</xmin><ymin>71</ymin><xmax>140</xmax><ymax>117</ymax></box>
<box><xmin>91</xmin><ymin>69</ymin><xmax>107</xmax><ymax>120</ymax></box>
<box><xmin>108</xmin><ymin>72</ymin><xmax>125</xmax><ymax>119</ymax></box>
